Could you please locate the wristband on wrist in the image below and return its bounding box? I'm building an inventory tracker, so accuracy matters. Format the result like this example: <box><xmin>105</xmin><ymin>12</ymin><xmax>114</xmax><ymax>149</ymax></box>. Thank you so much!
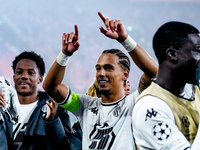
<box><xmin>121</xmin><ymin>35</ymin><xmax>137</xmax><ymax>52</ymax></box>
<box><xmin>56</xmin><ymin>51</ymin><xmax>71</xmax><ymax>66</ymax></box>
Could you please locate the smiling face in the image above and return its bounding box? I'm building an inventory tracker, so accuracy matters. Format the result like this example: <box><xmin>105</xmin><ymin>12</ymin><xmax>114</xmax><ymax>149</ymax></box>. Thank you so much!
<box><xmin>13</xmin><ymin>59</ymin><xmax>43</xmax><ymax>97</ymax></box>
<box><xmin>95</xmin><ymin>53</ymin><xmax>128</xmax><ymax>97</ymax></box>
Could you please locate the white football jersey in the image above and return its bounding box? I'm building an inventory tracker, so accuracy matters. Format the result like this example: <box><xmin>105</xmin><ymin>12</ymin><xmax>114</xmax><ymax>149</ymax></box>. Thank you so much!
<box><xmin>132</xmin><ymin>83</ymin><xmax>200</xmax><ymax>150</ymax></box>
<box><xmin>61</xmin><ymin>89</ymin><xmax>140</xmax><ymax>150</ymax></box>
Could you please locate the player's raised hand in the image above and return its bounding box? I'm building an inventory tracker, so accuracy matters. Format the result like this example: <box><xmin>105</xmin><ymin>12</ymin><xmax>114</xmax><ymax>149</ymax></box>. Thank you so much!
<box><xmin>98</xmin><ymin>11</ymin><xmax>128</xmax><ymax>42</ymax></box>
<box><xmin>62</xmin><ymin>24</ymin><xmax>80</xmax><ymax>55</ymax></box>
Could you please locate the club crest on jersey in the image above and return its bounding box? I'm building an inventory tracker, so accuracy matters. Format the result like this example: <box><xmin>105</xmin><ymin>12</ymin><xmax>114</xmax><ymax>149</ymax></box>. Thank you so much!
<box><xmin>113</xmin><ymin>105</ymin><xmax>121</xmax><ymax>117</ymax></box>
<box><xmin>41</xmin><ymin>104</ymin><xmax>48</xmax><ymax>118</ymax></box>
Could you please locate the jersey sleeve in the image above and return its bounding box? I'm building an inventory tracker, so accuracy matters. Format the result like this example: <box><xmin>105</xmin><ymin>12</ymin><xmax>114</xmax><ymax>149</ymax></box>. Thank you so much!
<box><xmin>59</xmin><ymin>89</ymin><xmax>81</xmax><ymax>113</ymax></box>
<box><xmin>59</xmin><ymin>88</ymin><xmax>97</xmax><ymax>116</ymax></box>
<box><xmin>132</xmin><ymin>95</ymin><xmax>191</xmax><ymax>150</ymax></box>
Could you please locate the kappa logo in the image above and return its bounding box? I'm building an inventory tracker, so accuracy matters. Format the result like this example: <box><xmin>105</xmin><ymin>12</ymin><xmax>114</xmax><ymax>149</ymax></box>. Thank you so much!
<box><xmin>145</xmin><ymin>108</ymin><xmax>159</xmax><ymax>121</ymax></box>
<box><xmin>89</xmin><ymin>107</ymin><xmax>99</xmax><ymax>115</ymax></box>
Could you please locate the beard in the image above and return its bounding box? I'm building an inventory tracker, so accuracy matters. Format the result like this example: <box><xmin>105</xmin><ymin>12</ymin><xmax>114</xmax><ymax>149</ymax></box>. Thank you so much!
<box><xmin>17</xmin><ymin>91</ymin><xmax>33</xmax><ymax>97</ymax></box>
<box><xmin>99</xmin><ymin>89</ymin><xmax>110</xmax><ymax>96</ymax></box>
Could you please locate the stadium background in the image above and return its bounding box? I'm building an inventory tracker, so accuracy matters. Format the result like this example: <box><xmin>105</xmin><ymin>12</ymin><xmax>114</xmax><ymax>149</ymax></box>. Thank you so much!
<box><xmin>0</xmin><ymin>0</ymin><xmax>199</xmax><ymax>95</ymax></box>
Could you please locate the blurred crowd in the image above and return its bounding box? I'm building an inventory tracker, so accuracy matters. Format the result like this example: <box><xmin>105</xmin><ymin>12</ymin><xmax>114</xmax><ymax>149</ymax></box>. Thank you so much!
<box><xmin>0</xmin><ymin>0</ymin><xmax>199</xmax><ymax>93</ymax></box>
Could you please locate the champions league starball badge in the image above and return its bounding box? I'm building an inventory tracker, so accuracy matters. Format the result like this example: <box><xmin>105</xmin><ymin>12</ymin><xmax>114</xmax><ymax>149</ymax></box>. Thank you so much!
<box><xmin>153</xmin><ymin>122</ymin><xmax>171</xmax><ymax>141</ymax></box>
<box><xmin>0</xmin><ymin>76</ymin><xmax>19</xmax><ymax>124</ymax></box>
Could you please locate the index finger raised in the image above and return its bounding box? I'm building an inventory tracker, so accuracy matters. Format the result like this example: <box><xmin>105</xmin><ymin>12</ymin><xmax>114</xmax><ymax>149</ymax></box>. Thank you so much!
<box><xmin>74</xmin><ymin>24</ymin><xmax>79</xmax><ymax>39</ymax></box>
<box><xmin>98</xmin><ymin>11</ymin><xmax>106</xmax><ymax>23</ymax></box>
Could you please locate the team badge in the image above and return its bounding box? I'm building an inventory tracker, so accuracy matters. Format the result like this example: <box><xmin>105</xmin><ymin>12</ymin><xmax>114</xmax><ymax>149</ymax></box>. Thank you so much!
<box><xmin>113</xmin><ymin>105</ymin><xmax>121</xmax><ymax>117</ymax></box>
<box><xmin>153</xmin><ymin>122</ymin><xmax>171</xmax><ymax>141</ymax></box>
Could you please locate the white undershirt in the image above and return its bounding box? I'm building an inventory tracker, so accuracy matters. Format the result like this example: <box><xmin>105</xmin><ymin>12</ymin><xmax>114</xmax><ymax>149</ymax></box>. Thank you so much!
<box><xmin>13</xmin><ymin>101</ymin><xmax>38</xmax><ymax>131</ymax></box>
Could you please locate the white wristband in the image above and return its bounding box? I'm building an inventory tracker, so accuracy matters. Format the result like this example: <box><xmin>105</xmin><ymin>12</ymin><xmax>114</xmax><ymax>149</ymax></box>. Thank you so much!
<box><xmin>56</xmin><ymin>52</ymin><xmax>71</xmax><ymax>66</ymax></box>
<box><xmin>121</xmin><ymin>35</ymin><xmax>137</xmax><ymax>52</ymax></box>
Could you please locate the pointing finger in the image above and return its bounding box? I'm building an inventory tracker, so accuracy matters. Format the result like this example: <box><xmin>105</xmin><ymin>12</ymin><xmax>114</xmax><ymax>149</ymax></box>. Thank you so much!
<box><xmin>98</xmin><ymin>11</ymin><xmax>106</xmax><ymax>23</ymax></box>
<box><xmin>74</xmin><ymin>24</ymin><xmax>79</xmax><ymax>40</ymax></box>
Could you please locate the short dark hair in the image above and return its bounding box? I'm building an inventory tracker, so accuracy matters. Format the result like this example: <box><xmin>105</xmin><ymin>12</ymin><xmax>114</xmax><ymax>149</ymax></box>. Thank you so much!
<box><xmin>153</xmin><ymin>21</ymin><xmax>199</xmax><ymax>64</ymax></box>
<box><xmin>12</xmin><ymin>51</ymin><xmax>45</xmax><ymax>76</ymax></box>
<box><xmin>102</xmin><ymin>49</ymin><xmax>131</xmax><ymax>71</ymax></box>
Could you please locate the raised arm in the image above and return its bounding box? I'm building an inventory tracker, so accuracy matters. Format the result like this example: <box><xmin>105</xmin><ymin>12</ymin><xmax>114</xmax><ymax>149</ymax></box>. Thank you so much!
<box><xmin>43</xmin><ymin>25</ymin><xmax>80</xmax><ymax>103</ymax></box>
<box><xmin>98</xmin><ymin>12</ymin><xmax>158</xmax><ymax>91</ymax></box>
